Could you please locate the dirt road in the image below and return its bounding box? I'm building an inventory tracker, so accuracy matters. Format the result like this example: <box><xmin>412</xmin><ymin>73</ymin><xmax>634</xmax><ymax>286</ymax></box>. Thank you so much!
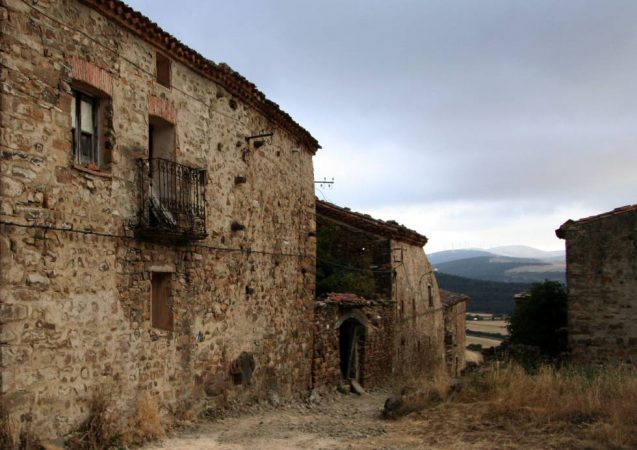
<box><xmin>144</xmin><ymin>391</ymin><xmax>393</xmax><ymax>450</ymax></box>
<box><xmin>142</xmin><ymin>389</ymin><xmax>595</xmax><ymax>450</ymax></box>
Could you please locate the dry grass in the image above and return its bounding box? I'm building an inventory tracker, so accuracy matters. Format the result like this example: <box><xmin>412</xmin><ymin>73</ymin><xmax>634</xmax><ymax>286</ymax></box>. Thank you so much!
<box><xmin>67</xmin><ymin>388</ymin><xmax>122</xmax><ymax>450</ymax></box>
<box><xmin>125</xmin><ymin>391</ymin><xmax>165</xmax><ymax>445</ymax></box>
<box><xmin>384</xmin><ymin>370</ymin><xmax>452</xmax><ymax>419</ymax></box>
<box><xmin>453</xmin><ymin>362</ymin><xmax>637</xmax><ymax>448</ymax></box>
<box><xmin>0</xmin><ymin>402</ymin><xmax>19</xmax><ymax>449</ymax></box>
<box><xmin>0</xmin><ymin>401</ymin><xmax>40</xmax><ymax>450</ymax></box>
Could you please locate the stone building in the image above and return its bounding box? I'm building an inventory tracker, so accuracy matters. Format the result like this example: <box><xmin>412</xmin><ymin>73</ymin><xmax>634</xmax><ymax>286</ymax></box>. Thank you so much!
<box><xmin>312</xmin><ymin>293</ymin><xmax>394</xmax><ymax>389</ymax></box>
<box><xmin>313</xmin><ymin>200</ymin><xmax>445</xmax><ymax>388</ymax></box>
<box><xmin>556</xmin><ymin>204</ymin><xmax>637</xmax><ymax>364</ymax></box>
<box><xmin>440</xmin><ymin>289</ymin><xmax>468</xmax><ymax>376</ymax></box>
<box><xmin>0</xmin><ymin>0</ymin><xmax>319</xmax><ymax>440</ymax></box>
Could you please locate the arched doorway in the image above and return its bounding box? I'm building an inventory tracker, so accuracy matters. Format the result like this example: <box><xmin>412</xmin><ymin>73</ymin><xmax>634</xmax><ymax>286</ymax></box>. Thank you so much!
<box><xmin>339</xmin><ymin>318</ymin><xmax>366</xmax><ymax>383</ymax></box>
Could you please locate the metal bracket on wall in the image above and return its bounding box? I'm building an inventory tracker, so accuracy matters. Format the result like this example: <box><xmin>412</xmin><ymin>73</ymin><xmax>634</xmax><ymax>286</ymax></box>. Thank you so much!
<box><xmin>246</xmin><ymin>131</ymin><xmax>274</xmax><ymax>148</ymax></box>
<box><xmin>313</xmin><ymin>177</ymin><xmax>334</xmax><ymax>189</ymax></box>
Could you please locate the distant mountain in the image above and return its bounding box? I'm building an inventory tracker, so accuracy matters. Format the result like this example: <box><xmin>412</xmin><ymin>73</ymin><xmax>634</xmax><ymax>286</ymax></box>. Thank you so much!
<box><xmin>487</xmin><ymin>245</ymin><xmax>564</xmax><ymax>260</ymax></box>
<box><xmin>429</xmin><ymin>249</ymin><xmax>495</xmax><ymax>265</ymax></box>
<box><xmin>434</xmin><ymin>255</ymin><xmax>565</xmax><ymax>284</ymax></box>
<box><xmin>436</xmin><ymin>273</ymin><xmax>530</xmax><ymax>314</ymax></box>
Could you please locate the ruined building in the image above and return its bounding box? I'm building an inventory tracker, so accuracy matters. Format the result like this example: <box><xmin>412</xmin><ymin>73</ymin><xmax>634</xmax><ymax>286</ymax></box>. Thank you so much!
<box><xmin>313</xmin><ymin>200</ymin><xmax>446</xmax><ymax>389</ymax></box>
<box><xmin>0</xmin><ymin>0</ymin><xmax>319</xmax><ymax>440</ymax></box>
<box><xmin>556</xmin><ymin>204</ymin><xmax>637</xmax><ymax>364</ymax></box>
<box><xmin>440</xmin><ymin>289</ymin><xmax>467</xmax><ymax>376</ymax></box>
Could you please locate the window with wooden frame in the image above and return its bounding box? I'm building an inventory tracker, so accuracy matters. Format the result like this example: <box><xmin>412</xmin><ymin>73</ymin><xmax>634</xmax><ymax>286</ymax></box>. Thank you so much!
<box><xmin>156</xmin><ymin>52</ymin><xmax>171</xmax><ymax>88</ymax></box>
<box><xmin>71</xmin><ymin>89</ymin><xmax>99</xmax><ymax>167</ymax></box>
<box><xmin>70</xmin><ymin>86</ymin><xmax>113</xmax><ymax>171</ymax></box>
<box><xmin>151</xmin><ymin>272</ymin><xmax>173</xmax><ymax>331</ymax></box>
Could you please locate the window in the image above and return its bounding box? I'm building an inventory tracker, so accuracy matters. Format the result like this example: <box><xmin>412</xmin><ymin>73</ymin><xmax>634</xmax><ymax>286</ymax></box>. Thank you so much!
<box><xmin>428</xmin><ymin>284</ymin><xmax>434</xmax><ymax>308</ymax></box>
<box><xmin>156</xmin><ymin>52</ymin><xmax>171</xmax><ymax>88</ymax></box>
<box><xmin>71</xmin><ymin>89</ymin><xmax>99</xmax><ymax>166</ymax></box>
<box><xmin>151</xmin><ymin>272</ymin><xmax>173</xmax><ymax>331</ymax></box>
<box><xmin>149</xmin><ymin>116</ymin><xmax>175</xmax><ymax>161</ymax></box>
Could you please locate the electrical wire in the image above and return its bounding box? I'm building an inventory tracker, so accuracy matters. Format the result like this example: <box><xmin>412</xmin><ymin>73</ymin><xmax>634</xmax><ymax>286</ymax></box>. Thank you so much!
<box><xmin>316</xmin><ymin>258</ymin><xmax>393</xmax><ymax>274</ymax></box>
<box><xmin>0</xmin><ymin>219</ymin><xmax>310</xmax><ymax>258</ymax></box>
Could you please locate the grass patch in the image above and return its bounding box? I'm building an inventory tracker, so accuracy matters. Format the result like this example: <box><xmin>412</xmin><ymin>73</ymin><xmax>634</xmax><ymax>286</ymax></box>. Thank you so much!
<box><xmin>454</xmin><ymin>362</ymin><xmax>637</xmax><ymax>448</ymax></box>
<box><xmin>67</xmin><ymin>388</ymin><xmax>122</xmax><ymax>450</ymax></box>
<box><xmin>383</xmin><ymin>371</ymin><xmax>452</xmax><ymax>419</ymax></box>
<box><xmin>0</xmin><ymin>402</ymin><xmax>19</xmax><ymax>449</ymax></box>
<box><xmin>125</xmin><ymin>391</ymin><xmax>165</xmax><ymax>445</ymax></box>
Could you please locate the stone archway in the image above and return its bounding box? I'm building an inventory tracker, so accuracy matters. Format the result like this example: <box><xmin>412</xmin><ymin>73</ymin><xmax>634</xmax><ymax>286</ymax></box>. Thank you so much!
<box><xmin>338</xmin><ymin>316</ymin><xmax>367</xmax><ymax>384</ymax></box>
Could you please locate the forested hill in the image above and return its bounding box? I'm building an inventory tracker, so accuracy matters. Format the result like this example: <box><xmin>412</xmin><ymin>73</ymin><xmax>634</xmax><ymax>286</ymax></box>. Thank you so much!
<box><xmin>435</xmin><ymin>272</ymin><xmax>532</xmax><ymax>315</ymax></box>
<box><xmin>434</xmin><ymin>256</ymin><xmax>565</xmax><ymax>283</ymax></box>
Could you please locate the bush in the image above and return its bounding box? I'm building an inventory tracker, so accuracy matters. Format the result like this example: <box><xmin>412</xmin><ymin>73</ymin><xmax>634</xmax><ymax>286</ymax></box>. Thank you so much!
<box><xmin>507</xmin><ymin>281</ymin><xmax>567</xmax><ymax>357</ymax></box>
<box><xmin>0</xmin><ymin>402</ymin><xmax>19</xmax><ymax>450</ymax></box>
<box><xmin>315</xmin><ymin>225</ymin><xmax>377</xmax><ymax>298</ymax></box>
<box><xmin>67</xmin><ymin>388</ymin><xmax>121</xmax><ymax>450</ymax></box>
<box><xmin>126</xmin><ymin>392</ymin><xmax>164</xmax><ymax>445</ymax></box>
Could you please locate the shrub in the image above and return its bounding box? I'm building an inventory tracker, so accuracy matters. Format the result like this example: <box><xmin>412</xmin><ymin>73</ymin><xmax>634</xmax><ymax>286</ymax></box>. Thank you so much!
<box><xmin>67</xmin><ymin>388</ymin><xmax>121</xmax><ymax>450</ymax></box>
<box><xmin>507</xmin><ymin>281</ymin><xmax>567</xmax><ymax>357</ymax></box>
<box><xmin>0</xmin><ymin>402</ymin><xmax>19</xmax><ymax>449</ymax></box>
<box><xmin>315</xmin><ymin>225</ymin><xmax>377</xmax><ymax>298</ymax></box>
<box><xmin>126</xmin><ymin>392</ymin><xmax>164</xmax><ymax>445</ymax></box>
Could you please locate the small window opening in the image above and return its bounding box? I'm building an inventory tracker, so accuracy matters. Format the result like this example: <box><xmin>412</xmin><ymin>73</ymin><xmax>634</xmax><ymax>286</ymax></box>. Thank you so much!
<box><xmin>428</xmin><ymin>284</ymin><xmax>434</xmax><ymax>308</ymax></box>
<box><xmin>71</xmin><ymin>90</ymin><xmax>98</xmax><ymax>167</ymax></box>
<box><xmin>156</xmin><ymin>52</ymin><xmax>171</xmax><ymax>88</ymax></box>
<box><xmin>151</xmin><ymin>272</ymin><xmax>173</xmax><ymax>331</ymax></box>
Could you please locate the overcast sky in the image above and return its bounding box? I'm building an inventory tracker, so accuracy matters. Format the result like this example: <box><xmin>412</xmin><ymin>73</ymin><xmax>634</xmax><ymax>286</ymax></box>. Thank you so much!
<box><xmin>127</xmin><ymin>0</ymin><xmax>637</xmax><ymax>252</ymax></box>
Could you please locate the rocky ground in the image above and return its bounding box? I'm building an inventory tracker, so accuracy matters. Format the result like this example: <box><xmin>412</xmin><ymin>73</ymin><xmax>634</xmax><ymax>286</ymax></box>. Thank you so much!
<box><xmin>141</xmin><ymin>388</ymin><xmax>599</xmax><ymax>450</ymax></box>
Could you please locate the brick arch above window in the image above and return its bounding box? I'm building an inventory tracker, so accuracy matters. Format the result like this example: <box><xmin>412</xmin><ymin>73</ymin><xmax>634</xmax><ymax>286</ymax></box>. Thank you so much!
<box><xmin>148</xmin><ymin>95</ymin><xmax>176</xmax><ymax>124</ymax></box>
<box><xmin>70</xmin><ymin>57</ymin><xmax>113</xmax><ymax>97</ymax></box>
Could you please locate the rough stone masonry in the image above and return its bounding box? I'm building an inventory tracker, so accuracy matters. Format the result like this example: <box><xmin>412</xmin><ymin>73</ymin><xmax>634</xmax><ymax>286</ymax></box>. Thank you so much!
<box><xmin>313</xmin><ymin>200</ymin><xmax>448</xmax><ymax>391</ymax></box>
<box><xmin>557</xmin><ymin>204</ymin><xmax>637</xmax><ymax>364</ymax></box>
<box><xmin>0</xmin><ymin>0</ymin><xmax>319</xmax><ymax>440</ymax></box>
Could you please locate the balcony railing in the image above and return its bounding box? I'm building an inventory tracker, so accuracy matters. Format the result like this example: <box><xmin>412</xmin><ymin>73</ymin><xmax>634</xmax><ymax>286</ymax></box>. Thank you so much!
<box><xmin>137</xmin><ymin>158</ymin><xmax>207</xmax><ymax>241</ymax></box>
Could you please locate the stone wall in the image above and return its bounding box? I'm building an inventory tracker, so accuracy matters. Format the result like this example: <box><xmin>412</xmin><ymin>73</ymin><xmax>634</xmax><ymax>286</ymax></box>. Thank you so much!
<box><xmin>391</xmin><ymin>241</ymin><xmax>445</xmax><ymax>380</ymax></box>
<box><xmin>314</xmin><ymin>207</ymin><xmax>445</xmax><ymax>387</ymax></box>
<box><xmin>312</xmin><ymin>302</ymin><xmax>342</xmax><ymax>388</ymax></box>
<box><xmin>443</xmin><ymin>300</ymin><xmax>467</xmax><ymax>377</ymax></box>
<box><xmin>312</xmin><ymin>299</ymin><xmax>394</xmax><ymax>390</ymax></box>
<box><xmin>0</xmin><ymin>0</ymin><xmax>316</xmax><ymax>441</ymax></box>
<box><xmin>359</xmin><ymin>301</ymin><xmax>394</xmax><ymax>387</ymax></box>
<box><xmin>559</xmin><ymin>210</ymin><xmax>637</xmax><ymax>364</ymax></box>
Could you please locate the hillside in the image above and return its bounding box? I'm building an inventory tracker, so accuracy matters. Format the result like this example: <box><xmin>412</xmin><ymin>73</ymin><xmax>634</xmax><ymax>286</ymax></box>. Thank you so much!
<box><xmin>487</xmin><ymin>245</ymin><xmax>564</xmax><ymax>260</ymax></box>
<box><xmin>428</xmin><ymin>249</ymin><xmax>495</xmax><ymax>265</ymax></box>
<box><xmin>434</xmin><ymin>255</ymin><xmax>565</xmax><ymax>283</ymax></box>
<box><xmin>435</xmin><ymin>272</ymin><xmax>531</xmax><ymax>314</ymax></box>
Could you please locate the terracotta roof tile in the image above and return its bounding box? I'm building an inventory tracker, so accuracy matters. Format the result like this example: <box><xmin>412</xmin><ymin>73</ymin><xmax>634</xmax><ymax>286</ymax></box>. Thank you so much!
<box><xmin>78</xmin><ymin>0</ymin><xmax>320</xmax><ymax>152</ymax></box>
<box><xmin>316</xmin><ymin>200</ymin><xmax>428</xmax><ymax>246</ymax></box>
<box><xmin>320</xmin><ymin>292</ymin><xmax>372</xmax><ymax>306</ymax></box>
<box><xmin>556</xmin><ymin>203</ymin><xmax>637</xmax><ymax>239</ymax></box>
<box><xmin>440</xmin><ymin>289</ymin><xmax>469</xmax><ymax>307</ymax></box>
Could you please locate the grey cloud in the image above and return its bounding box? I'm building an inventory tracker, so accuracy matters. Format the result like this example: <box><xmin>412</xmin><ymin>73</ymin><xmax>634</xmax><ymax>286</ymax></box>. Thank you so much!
<box><xmin>128</xmin><ymin>0</ymin><xmax>637</xmax><ymax>245</ymax></box>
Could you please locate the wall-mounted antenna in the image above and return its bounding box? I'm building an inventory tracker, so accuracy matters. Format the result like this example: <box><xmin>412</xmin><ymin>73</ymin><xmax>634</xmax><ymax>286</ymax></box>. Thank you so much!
<box><xmin>314</xmin><ymin>177</ymin><xmax>335</xmax><ymax>189</ymax></box>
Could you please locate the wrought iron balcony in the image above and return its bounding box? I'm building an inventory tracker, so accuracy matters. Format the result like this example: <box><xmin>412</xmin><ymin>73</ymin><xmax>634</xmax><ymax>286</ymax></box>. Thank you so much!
<box><xmin>136</xmin><ymin>158</ymin><xmax>207</xmax><ymax>242</ymax></box>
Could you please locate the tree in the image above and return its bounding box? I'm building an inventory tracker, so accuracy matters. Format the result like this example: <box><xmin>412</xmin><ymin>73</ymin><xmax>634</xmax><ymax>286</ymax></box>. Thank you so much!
<box><xmin>315</xmin><ymin>225</ymin><xmax>377</xmax><ymax>298</ymax></box>
<box><xmin>508</xmin><ymin>280</ymin><xmax>568</xmax><ymax>357</ymax></box>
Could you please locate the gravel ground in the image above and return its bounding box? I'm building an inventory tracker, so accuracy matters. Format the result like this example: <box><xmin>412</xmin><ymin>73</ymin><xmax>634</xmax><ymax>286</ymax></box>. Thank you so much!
<box><xmin>141</xmin><ymin>389</ymin><xmax>602</xmax><ymax>450</ymax></box>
